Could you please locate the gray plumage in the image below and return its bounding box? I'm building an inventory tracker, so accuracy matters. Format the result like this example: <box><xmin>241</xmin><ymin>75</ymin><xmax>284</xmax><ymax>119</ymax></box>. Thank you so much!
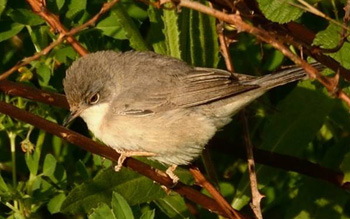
<box><xmin>63</xmin><ymin>51</ymin><xmax>318</xmax><ymax>166</ymax></box>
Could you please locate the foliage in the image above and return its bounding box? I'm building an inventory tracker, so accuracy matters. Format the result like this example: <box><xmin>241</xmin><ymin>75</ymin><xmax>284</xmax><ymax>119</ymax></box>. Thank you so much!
<box><xmin>0</xmin><ymin>0</ymin><xmax>350</xmax><ymax>218</ymax></box>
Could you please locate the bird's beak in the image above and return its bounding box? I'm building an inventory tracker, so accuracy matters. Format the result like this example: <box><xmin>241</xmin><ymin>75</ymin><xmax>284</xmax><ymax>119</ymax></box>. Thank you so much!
<box><xmin>63</xmin><ymin>109</ymin><xmax>81</xmax><ymax>127</ymax></box>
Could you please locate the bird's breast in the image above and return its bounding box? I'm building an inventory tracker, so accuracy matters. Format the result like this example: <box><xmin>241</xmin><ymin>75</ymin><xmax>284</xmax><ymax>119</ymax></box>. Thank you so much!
<box><xmin>80</xmin><ymin>103</ymin><xmax>110</xmax><ymax>139</ymax></box>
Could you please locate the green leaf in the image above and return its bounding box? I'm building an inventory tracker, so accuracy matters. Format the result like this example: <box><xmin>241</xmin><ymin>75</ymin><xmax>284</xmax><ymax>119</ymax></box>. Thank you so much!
<box><xmin>0</xmin><ymin>0</ymin><xmax>7</xmax><ymax>17</ymax></box>
<box><xmin>96</xmin><ymin>13</ymin><xmax>127</xmax><ymax>40</ymax></box>
<box><xmin>233</xmin><ymin>81</ymin><xmax>335</xmax><ymax>209</ymax></box>
<box><xmin>162</xmin><ymin>5</ymin><xmax>182</xmax><ymax>59</ymax></box>
<box><xmin>140</xmin><ymin>209</ymin><xmax>155</xmax><ymax>219</ymax></box>
<box><xmin>66</xmin><ymin>0</ymin><xmax>86</xmax><ymax>20</ymax></box>
<box><xmin>8</xmin><ymin>9</ymin><xmax>45</xmax><ymax>26</ymax></box>
<box><xmin>53</xmin><ymin>46</ymin><xmax>78</xmax><ymax>64</ymax></box>
<box><xmin>76</xmin><ymin>160</ymin><xmax>89</xmax><ymax>181</ymax></box>
<box><xmin>147</xmin><ymin>5</ymin><xmax>166</xmax><ymax>54</ymax></box>
<box><xmin>61</xmin><ymin>168</ymin><xmax>165</xmax><ymax>214</ymax></box>
<box><xmin>0</xmin><ymin>22</ymin><xmax>24</xmax><ymax>42</ymax></box>
<box><xmin>256</xmin><ymin>0</ymin><xmax>304</xmax><ymax>23</ymax></box>
<box><xmin>25</xmin><ymin>147</ymin><xmax>40</xmax><ymax>176</ymax></box>
<box><xmin>121</xmin><ymin>0</ymin><xmax>148</xmax><ymax>20</ymax></box>
<box><xmin>111</xmin><ymin>4</ymin><xmax>149</xmax><ymax>51</ymax></box>
<box><xmin>88</xmin><ymin>203</ymin><xmax>116</xmax><ymax>219</ymax></box>
<box><xmin>340</xmin><ymin>152</ymin><xmax>350</xmax><ymax>184</ymax></box>
<box><xmin>47</xmin><ymin>193</ymin><xmax>66</xmax><ymax>214</ymax></box>
<box><xmin>154</xmin><ymin>194</ymin><xmax>190</xmax><ymax>218</ymax></box>
<box><xmin>43</xmin><ymin>154</ymin><xmax>57</xmax><ymax>177</ymax></box>
<box><xmin>313</xmin><ymin>23</ymin><xmax>350</xmax><ymax>69</ymax></box>
<box><xmin>188</xmin><ymin>0</ymin><xmax>219</xmax><ymax>67</ymax></box>
<box><xmin>284</xmin><ymin>177</ymin><xmax>349</xmax><ymax>218</ymax></box>
<box><xmin>111</xmin><ymin>192</ymin><xmax>134</xmax><ymax>219</ymax></box>
<box><xmin>36</xmin><ymin>63</ymin><xmax>52</xmax><ymax>87</ymax></box>
<box><xmin>0</xmin><ymin>172</ymin><xmax>8</xmax><ymax>193</ymax></box>
<box><xmin>29</xmin><ymin>26</ymin><xmax>50</xmax><ymax>51</ymax></box>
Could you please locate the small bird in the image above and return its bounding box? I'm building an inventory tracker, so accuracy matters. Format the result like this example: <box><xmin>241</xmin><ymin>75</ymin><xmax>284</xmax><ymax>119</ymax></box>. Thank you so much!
<box><xmin>63</xmin><ymin>51</ymin><xmax>319</xmax><ymax>182</ymax></box>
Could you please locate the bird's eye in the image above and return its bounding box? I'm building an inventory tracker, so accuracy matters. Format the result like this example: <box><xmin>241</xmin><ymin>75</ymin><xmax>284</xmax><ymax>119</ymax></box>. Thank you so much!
<box><xmin>88</xmin><ymin>93</ymin><xmax>100</xmax><ymax>105</ymax></box>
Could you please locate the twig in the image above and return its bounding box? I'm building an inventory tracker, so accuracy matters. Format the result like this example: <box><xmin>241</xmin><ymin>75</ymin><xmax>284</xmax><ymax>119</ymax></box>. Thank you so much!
<box><xmin>0</xmin><ymin>0</ymin><xmax>120</xmax><ymax>80</ymax></box>
<box><xmin>240</xmin><ymin>112</ymin><xmax>264</xmax><ymax>219</ymax></box>
<box><xmin>189</xmin><ymin>166</ymin><xmax>245</xmax><ymax>219</ymax></box>
<box><xmin>1</xmin><ymin>81</ymin><xmax>348</xmax><ymax>190</ymax></box>
<box><xmin>26</xmin><ymin>0</ymin><xmax>88</xmax><ymax>56</ymax></box>
<box><xmin>209</xmin><ymin>137</ymin><xmax>350</xmax><ymax>190</ymax></box>
<box><xmin>217</xmin><ymin>20</ymin><xmax>235</xmax><ymax>72</ymax></box>
<box><xmin>0</xmin><ymin>100</ymin><xmax>251</xmax><ymax>219</ymax></box>
<box><xmin>161</xmin><ymin>0</ymin><xmax>350</xmax><ymax>109</ymax></box>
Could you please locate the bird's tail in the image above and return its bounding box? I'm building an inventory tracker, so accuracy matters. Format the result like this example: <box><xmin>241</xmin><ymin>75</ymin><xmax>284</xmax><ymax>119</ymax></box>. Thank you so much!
<box><xmin>247</xmin><ymin>62</ymin><xmax>324</xmax><ymax>89</ymax></box>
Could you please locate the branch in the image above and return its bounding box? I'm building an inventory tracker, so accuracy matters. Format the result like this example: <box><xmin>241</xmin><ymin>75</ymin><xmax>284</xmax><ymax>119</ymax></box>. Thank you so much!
<box><xmin>1</xmin><ymin>80</ymin><xmax>348</xmax><ymax>190</ymax></box>
<box><xmin>189</xmin><ymin>166</ymin><xmax>242</xmax><ymax>219</ymax></box>
<box><xmin>25</xmin><ymin>0</ymin><xmax>88</xmax><ymax>56</ymax></box>
<box><xmin>162</xmin><ymin>0</ymin><xmax>350</xmax><ymax>109</ymax></box>
<box><xmin>0</xmin><ymin>0</ymin><xmax>120</xmax><ymax>80</ymax></box>
<box><xmin>240</xmin><ymin>112</ymin><xmax>264</xmax><ymax>219</ymax></box>
<box><xmin>0</xmin><ymin>100</ymin><xmax>252</xmax><ymax>219</ymax></box>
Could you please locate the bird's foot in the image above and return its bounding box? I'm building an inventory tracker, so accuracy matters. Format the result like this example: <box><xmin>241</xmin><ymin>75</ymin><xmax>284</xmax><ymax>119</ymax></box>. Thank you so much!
<box><xmin>114</xmin><ymin>151</ymin><xmax>157</xmax><ymax>172</ymax></box>
<box><xmin>166</xmin><ymin>164</ymin><xmax>179</xmax><ymax>185</ymax></box>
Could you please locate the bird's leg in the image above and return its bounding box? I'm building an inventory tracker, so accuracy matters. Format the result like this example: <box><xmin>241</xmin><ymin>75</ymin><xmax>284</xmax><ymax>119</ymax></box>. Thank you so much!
<box><xmin>114</xmin><ymin>151</ymin><xmax>157</xmax><ymax>172</ymax></box>
<box><xmin>166</xmin><ymin>164</ymin><xmax>179</xmax><ymax>184</ymax></box>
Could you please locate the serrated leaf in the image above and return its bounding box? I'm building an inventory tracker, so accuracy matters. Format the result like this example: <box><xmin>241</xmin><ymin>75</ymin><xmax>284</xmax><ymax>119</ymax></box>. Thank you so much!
<box><xmin>162</xmin><ymin>5</ymin><xmax>182</xmax><ymax>59</ymax></box>
<box><xmin>233</xmin><ymin>81</ymin><xmax>335</xmax><ymax>209</ymax></box>
<box><xmin>147</xmin><ymin>5</ymin><xmax>166</xmax><ymax>54</ymax></box>
<box><xmin>66</xmin><ymin>0</ymin><xmax>86</xmax><ymax>20</ymax></box>
<box><xmin>188</xmin><ymin>0</ymin><xmax>219</xmax><ymax>67</ymax></box>
<box><xmin>8</xmin><ymin>9</ymin><xmax>44</xmax><ymax>26</ymax></box>
<box><xmin>88</xmin><ymin>203</ymin><xmax>116</xmax><ymax>219</ymax></box>
<box><xmin>140</xmin><ymin>209</ymin><xmax>155</xmax><ymax>219</ymax></box>
<box><xmin>61</xmin><ymin>168</ymin><xmax>165</xmax><ymax>214</ymax></box>
<box><xmin>0</xmin><ymin>22</ymin><xmax>24</xmax><ymax>42</ymax></box>
<box><xmin>48</xmin><ymin>193</ymin><xmax>66</xmax><ymax>214</ymax></box>
<box><xmin>111</xmin><ymin>4</ymin><xmax>149</xmax><ymax>51</ymax></box>
<box><xmin>96</xmin><ymin>13</ymin><xmax>127</xmax><ymax>40</ymax></box>
<box><xmin>111</xmin><ymin>192</ymin><xmax>134</xmax><ymax>219</ymax></box>
<box><xmin>154</xmin><ymin>194</ymin><xmax>190</xmax><ymax>218</ymax></box>
<box><xmin>43</xmin><ymin>154</ymin><xmax>57</xmax><ymax>177</ymax></box>
<box><xmin>313</xmin><ymin>23</ymin><xmax>350</xmax><ymax>69</ymax></box>
<box><xmin>257</xmin><ymin>0</ymin><xmax>304</xmax><ymax>23</ymax></box>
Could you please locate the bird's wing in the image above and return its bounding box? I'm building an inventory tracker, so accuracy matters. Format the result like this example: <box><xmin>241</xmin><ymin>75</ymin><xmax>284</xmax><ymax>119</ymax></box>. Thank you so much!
<box><xmin>111</xmin><ymin>68</ymin><xmax>259</xmax><ymax>116</ymax></box>
<box><xmin>172</xmin><ymin>68</ymin><xmax>259</xmax><ymax>108</ymax></box>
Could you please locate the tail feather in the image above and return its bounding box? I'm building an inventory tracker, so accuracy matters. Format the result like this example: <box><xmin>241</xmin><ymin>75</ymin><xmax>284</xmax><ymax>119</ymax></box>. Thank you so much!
<box><xmin>247</xmin><ymin>62</ymin><xmax>324</xmax><ymax>90</ymax></box>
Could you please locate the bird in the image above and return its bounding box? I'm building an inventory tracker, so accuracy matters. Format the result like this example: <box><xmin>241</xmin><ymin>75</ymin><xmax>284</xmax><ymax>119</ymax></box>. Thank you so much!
<box><xmin>63</xmin><ymin>50</ymin><xmax>320</xmax><ymax>182</ymax></box>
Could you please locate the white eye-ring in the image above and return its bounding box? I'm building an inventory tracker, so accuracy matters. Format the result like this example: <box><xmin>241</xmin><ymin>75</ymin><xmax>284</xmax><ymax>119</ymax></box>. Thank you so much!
<box><xmin>88</xmin><ymin>93</ymin><xmax>100</xmax><ymax>105</ymax></box>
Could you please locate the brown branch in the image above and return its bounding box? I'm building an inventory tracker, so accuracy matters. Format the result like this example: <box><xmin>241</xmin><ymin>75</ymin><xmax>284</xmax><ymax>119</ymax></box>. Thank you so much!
<box><xmin>25</xmin><ymin>0</ymin><xmax>88</xmax><ymax>56</ymax></box>
<box><xmin>217</xmin><ymin>20</ymin><xmax>235</xmax><ymax>72</ymax></box>
<box><xmin>0</xmin><ymin>35</ymin><xmax>65</xmax><ymax>80</ymax></box>
<box><xmin>0</xmin><ymin>100</ymin><xmax>252</xmax><ymax>219</ymax></box>
<box><xmin>0</xmin><ymin>80</ymin><xmax>69</xmax><ymax>109</ymax></box>
<box><xmin>163</xmin><ymin>0</ymin><xmax>350</xmax><ymax>109</ymax></box>
<box><xmin>0</xmin><ymin>0</ymin><xmax>120</xmax><ymax>81</ymax></box>
<box><xmin>209</xmin><ymin>137</ymin><xmax>350</xmax><ymax>190</ymax></box>
<box><xmin>1</xmin><ymin>81</ymin><xmax>348</xmax><ymax>190</ymax></box>
<box><xmin>189</xmin><ymin>166</ymin><xmax>244</xmax><ymax>219</ymax></box>
<box><xmin>240</xmin><ymin>112</ymin><xmax>264</xmax><ymax>219</ymax></box>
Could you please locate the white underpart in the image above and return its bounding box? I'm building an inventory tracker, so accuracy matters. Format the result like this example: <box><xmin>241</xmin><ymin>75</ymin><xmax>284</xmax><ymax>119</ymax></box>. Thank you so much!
<box><xmin>80</xmin><ymin>103</ymin><xmax>110</xmax><ymax>139</ymax></box>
